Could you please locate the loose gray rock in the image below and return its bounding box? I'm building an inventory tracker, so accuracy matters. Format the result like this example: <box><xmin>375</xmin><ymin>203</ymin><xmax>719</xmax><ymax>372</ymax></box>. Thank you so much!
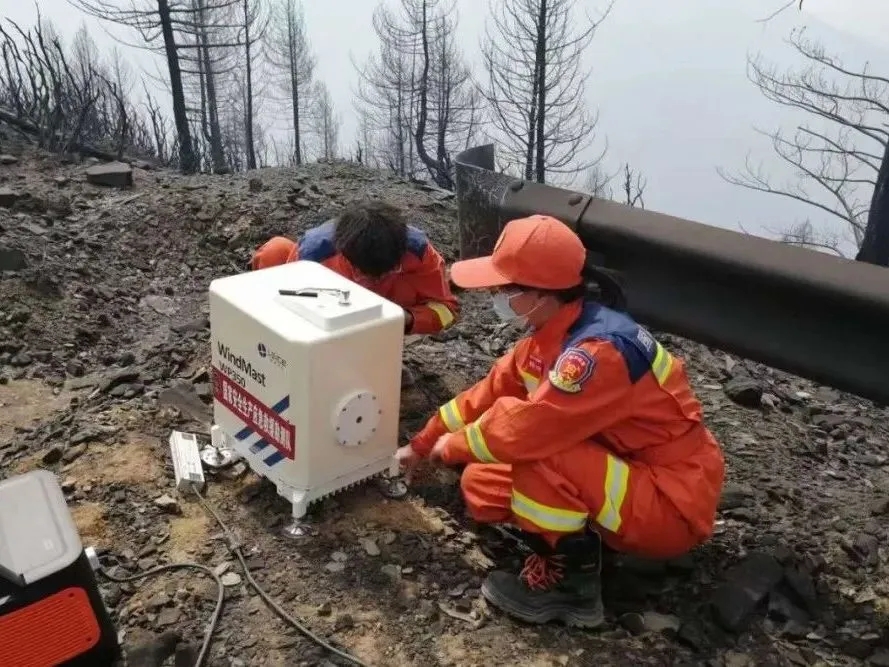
<box><xmin>220</xmin><ymin>572</ymin><xmax>242</xmax><ymax>587</ymax></box>
<box><xmin>61</xmin><ymin>443</ymin><xmax>87</xmax><ymax>464</ymax></box>
<box><xmin>0</xmin><ymin>187</ymin><xmax>19</xmax><ymax>207</ymax></box>
<box><xmin>154</xmin><ymin>494</ymin><xmax>181</xmax><ymax>514</ymax></box>
<box><xmin>85</xmin><ymin>161</ymin><xmax>133</xmax><ymax>187</ymax></box>
<box><xmin>155</xmin><ymin>606</ymin><xmax>181</xmax><ymax>627</ymax></box>
<box><xmin>125</xmin><ymin>631</ymin><xmax>180</xmax><ymax>667</ymax></box>
<box><xmin>723</xmin><ymin>375</ymin><xmax>763</xmax><ymax>408</ymax></box>
<box><xmin>142</xmin><ymin>295</ymin><xmax>177</xmax><ymax>316</ymax></box>
<box><xmin>359</xmin><ymin>538</ymin><xmax>381</xmax><ymax>556</ymax></box>
<box><xmin>711</xmin><ymin>552</ymin><xmax>784</xmax><ymax>631</ymax></box>
<box><xmin>41</xmin><ymin>445</ymin><xmax>64</xmax><ymax>465</ymax></box>
<box><xmin>0</xmin><ymin>246</ymin><xmax>27</xmax><ymax>271</ymax></box>
<box><xmin>173</xmin><ymin>644</ymin><xmax>198</xmax><ymax>667</ymax></box>
<box><xmin>640</xmin><ymin>611</ymin><xmax>681</xmax><ymax>634</ymax></box>
<box><xmin>870</xmin><ymin>650</ymin><xmax>889</xmax><ymax>667</ymax></box>
<box><xmin>719</xmin><ymin>483</ymin><xmax>756</xmax><ymax>511</ymax></box>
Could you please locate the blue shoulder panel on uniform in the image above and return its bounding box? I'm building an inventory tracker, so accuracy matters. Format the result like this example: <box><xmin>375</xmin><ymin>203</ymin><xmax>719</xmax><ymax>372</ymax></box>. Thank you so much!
<box><xmin>298</xmin><ymin>220</ymin><xmax>337</xmax><ymax>262</ymax></box>
<box><xmin>405</xmin><ymin>225</ymin><xmax>429</xmax><ymax>258</ymax></box>
<box><xmin>564</xmin><ymin>301</ymin><xmax>659</xmax><ymax>384</ymax></box>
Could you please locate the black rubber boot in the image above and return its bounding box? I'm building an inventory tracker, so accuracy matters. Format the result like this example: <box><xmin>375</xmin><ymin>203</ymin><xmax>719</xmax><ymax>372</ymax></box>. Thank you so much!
<box><xmin>480</xmin><ymin>531</ymin><xmax>605</xmax><ymax>628</ymax></box>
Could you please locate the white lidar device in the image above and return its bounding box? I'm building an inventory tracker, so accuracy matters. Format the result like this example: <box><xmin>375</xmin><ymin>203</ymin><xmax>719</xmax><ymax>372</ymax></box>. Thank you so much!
<box><xmin>208</xmin><ymin>260</ymin><xmax>405</xmax><ymax>521</ymax></box>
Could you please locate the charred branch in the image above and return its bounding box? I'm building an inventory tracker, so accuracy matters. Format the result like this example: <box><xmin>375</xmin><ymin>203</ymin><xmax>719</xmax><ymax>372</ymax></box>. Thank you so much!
<box><xmin>720</xmin><ymin>27</ymin><xmax>889</xmax><ymax>264</ymax></box>
<box><xmin>0</xmin><ymin>16</ymin><xmax>171</xmax><ymax>164</ymax></box>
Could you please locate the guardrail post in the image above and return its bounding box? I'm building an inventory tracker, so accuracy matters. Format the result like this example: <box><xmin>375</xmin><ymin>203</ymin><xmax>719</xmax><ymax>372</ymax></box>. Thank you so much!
<box><xmin>453</xmin><ymin>144</ymin><xmax>513</xmax><ymax>259</ymax></box>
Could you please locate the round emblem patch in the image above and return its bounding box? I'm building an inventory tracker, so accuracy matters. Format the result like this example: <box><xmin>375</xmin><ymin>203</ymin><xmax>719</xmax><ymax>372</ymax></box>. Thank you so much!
<box><xmin>548</xmin><ymin>347</ymin><xmax>596</xmax><ymax>393</ymax></box>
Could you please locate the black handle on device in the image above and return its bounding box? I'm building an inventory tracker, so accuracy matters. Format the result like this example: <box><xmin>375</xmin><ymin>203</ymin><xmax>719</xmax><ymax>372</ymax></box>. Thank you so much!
<box><xmin>278</xmin><ymin>289</ymin><xmax>318</xmax><ymax>298</ymax></box>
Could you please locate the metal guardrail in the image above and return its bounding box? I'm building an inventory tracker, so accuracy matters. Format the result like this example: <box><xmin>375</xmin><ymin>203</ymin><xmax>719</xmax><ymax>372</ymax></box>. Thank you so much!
<box><xmin>455</xmin><ymin>144</ymin><xmax>889</xmax><ymax>406</ymax></box>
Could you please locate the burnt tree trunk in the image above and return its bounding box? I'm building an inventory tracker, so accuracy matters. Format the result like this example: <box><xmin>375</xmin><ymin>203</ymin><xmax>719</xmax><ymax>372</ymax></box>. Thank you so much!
<box><xmin>195</xmin><ymin>0</ymin><xmax>227</xmax><ymax>173</ymax></box>
<box><xmin>158</xmin><ymin>0</ymin><xmax>198</xmax><ymax>173</ymax></box>
<box><xmin>533</xmin><ymin>0</ymin><xmax>547</xmax><ymax>183</ymax></box>
<box><xmin>243</xmin><ymin>0</ymin><xmax>256</xmax><ymax>170</ymax></box>
<box><xmin>855</xmin><ymin>141</ymin><xmax>889</xmax><ymax>267</ymax></box>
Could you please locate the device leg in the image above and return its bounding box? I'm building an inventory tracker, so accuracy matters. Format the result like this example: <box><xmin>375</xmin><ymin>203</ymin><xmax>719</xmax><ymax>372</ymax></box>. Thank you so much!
<box><xmin>281</xmin><ymin>491</ymin><xmax>313</xmax><ymax>539</ymax></box>
<box><xmin>200</xmin><ymin>444</ymin><xmax>238</xmax><ymax>469</ymax></box>
<box><xmin>388</xmin><ymin>456</ymin><xmax>401</xmax><ymax>478</ymax></box>
<box><xmin>377</xmin><ymin>461</ymin><xmax>409</xmax><ymax>500</ymax></box>
<box><xmin>203</xmin><ymin>425</ymin><xmax>242</xmax><ymax>468</ymax></box>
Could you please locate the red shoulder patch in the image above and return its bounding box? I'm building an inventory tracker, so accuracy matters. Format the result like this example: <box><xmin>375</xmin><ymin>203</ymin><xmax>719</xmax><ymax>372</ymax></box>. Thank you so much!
<box><xmin>527</xmin><ymin>355</ymin><xmax>544</xmax><ymax>375</ymax></box>
<box><xmin>548</xmin><ymin>347</ymin><xmax>596</xmax><ymax>393</ymax></box>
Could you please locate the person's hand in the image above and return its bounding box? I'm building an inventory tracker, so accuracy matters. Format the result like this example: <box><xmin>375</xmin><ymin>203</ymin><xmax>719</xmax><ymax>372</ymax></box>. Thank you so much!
<box><xmin>395</xmin><ymin>444</ymin><xmax>421</xmax><ymax>480</ymax></box>
<box><xmin>429</xmin><ymin>434</ymin><xmax>450</xmax><ymax>462</ymax></box>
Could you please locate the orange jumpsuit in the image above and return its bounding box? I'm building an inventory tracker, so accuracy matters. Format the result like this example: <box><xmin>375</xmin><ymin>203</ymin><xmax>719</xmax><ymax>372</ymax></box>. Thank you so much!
<box><xmin>410</xmin><ymin>299</ymin><xmax>725</xmax><ymax>559</ymax></box>
<box><xmin>250</xmin><ymin>221</ymin><xmax>459</xmax><ymax>335</ymax></box>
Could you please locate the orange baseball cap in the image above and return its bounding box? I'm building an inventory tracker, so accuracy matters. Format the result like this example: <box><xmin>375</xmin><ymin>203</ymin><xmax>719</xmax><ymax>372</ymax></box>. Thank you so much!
<box><xmin>450</xmin><ymin>215</ymin><xmax>586</xmax><ymax>290</ymax></box>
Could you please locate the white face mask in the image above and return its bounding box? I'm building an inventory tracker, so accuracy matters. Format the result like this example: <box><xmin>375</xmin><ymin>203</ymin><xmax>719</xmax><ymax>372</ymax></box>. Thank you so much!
<box><xmin>492</xmin><ymin>291</ymin><xmax>529</xmax><ymax>327</ymax></box>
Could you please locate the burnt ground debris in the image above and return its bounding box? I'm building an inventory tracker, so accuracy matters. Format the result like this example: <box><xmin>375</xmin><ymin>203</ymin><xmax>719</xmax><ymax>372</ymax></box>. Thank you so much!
<box><xmin>1</xmin><ymin>145</ymin><xmax>889</xmax><ymax>667</ymax></box>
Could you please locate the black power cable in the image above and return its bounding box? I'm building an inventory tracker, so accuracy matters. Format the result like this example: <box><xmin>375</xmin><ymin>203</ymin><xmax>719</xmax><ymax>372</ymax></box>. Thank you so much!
<box><xmin>189</xmin><ymin>484</ymin><xmax>370</xmax><ymax>667</ymax></box>
<box><xmin>95</xmin><ymin>485</ymin><xmax>370</xmax><ymax>667</ymax></box>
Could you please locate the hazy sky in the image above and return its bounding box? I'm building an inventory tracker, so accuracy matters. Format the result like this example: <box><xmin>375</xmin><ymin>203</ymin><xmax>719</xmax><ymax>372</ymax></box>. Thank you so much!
<box><xmin>5</xmin><ymin>0</ymin><xmax>889</xmax><ymax>253</ymax></box>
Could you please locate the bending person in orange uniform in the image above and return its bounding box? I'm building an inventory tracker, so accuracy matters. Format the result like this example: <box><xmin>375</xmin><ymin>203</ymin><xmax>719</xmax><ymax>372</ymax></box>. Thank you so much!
<box><xmin>251</xmin><ymin>200</ymin><xmax>459</xmax><ymax>335</ymax></box>
<box><xmin>396</xmin><ymin>215</ymin><xmax>725</xmax><ymax>628</ymax></box>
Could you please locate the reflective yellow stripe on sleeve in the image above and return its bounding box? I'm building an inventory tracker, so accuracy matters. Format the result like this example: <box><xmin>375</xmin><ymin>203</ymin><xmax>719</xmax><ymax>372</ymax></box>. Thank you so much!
<box><xmin>426</xmin><ymin>302</ymin><xmax>455</xmax><ymax>329</ymax></box>
<box><xmin>466</xmin><ymin>420</ymin><xmax>498</xmax><ymax>463</ymax></box>
<box><xmin>651</xmin><ymin>341</ymin><xmax>674</xmax><ymax>385</ymax></box>
<box><xmin>594</xmin><ymin>453</ymin><xmax>630</xmax><ymax>533</ymax></box>
<box><xmin>438</xmin><ymin>399</ymin><xmax>465</xmax><ymax>433</ymax></box>
<box><xmin>511</xmin><ymin>490</ymin><xmax>588</xmax><ymax>533</ymax></box>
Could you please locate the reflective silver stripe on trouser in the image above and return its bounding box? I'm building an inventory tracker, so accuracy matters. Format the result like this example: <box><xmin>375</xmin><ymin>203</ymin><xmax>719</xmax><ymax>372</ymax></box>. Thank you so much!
<box><xmin>594</xmin><ymin>453</ymin><xmax>630</xmax><ymax>532</ymax></box>
<box><xmin>511</xmin><ymin>489</ymin><xmax>588</xmax><ymax>532</ymax></box>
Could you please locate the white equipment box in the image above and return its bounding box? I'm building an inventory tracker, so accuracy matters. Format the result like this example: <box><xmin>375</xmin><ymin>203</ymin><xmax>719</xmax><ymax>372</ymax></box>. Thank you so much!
<box><xmin>208</xmin><ymin>260</ymin><xmax>405</xmax><ymax>519</ymax></box>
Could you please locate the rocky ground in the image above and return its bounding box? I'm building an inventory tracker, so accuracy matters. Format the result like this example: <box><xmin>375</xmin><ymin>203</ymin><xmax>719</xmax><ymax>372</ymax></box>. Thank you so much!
<box><xmin>1</xmin><ymin>143</ymin><xmax>889</xmax><ymax>667</ymax></box>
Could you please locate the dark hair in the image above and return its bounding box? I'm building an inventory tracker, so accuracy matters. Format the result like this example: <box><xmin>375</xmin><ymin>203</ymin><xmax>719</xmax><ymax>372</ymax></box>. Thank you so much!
<box><xmin>515</xmin><ymin>253</ymin><xmax>627</xmax><ymax>311</ymax></box>
<box><xmin>334</xmin><ymin>200</ymin><xmax>407</xmax><ymax>276</ymax></box>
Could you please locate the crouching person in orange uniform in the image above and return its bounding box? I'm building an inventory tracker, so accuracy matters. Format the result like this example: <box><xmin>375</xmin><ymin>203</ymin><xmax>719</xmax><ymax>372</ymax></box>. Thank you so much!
<box><xmin>396</xmin><ymin>215</ymin><xmax>725</xmax><ymax>628</ymax></box>
<box><xmin>250</xmin><ymin>200</ymin><xmax>459</xmax><ymax>335</ymax></box>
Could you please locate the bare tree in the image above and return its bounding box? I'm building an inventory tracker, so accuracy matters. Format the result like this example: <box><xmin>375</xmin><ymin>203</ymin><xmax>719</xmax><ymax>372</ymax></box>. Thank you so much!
<box><xmin>68</xmin><ymin>0</ymin><xmax>245</xmax><ymax>173</ymax></box>
<box><xmin>0</xmin><ymin>16</ymin><xmax>167</xmax><ymax>162</ymax></box>
<box><xmin>718</xmin><ymin>28</ymin><xmax>889</xmax><ymax>264</ymax></box>
<box><xmin>209</xmin><ymin>0</ymin><xmax>267</xmax><ymax>172</ymax></box>
<box><xmin>310</xmin><ymin>81</ymin><xmax>339</xmax><ymax>161</ymax></box>
<box><xmin>238</xmin><ymin>0</ymin><xmax>268</xmax><ymax>169</ymax></box>
<box><xmin>756</xmin><ymin>0</ymin><xmax>805</xmax><ymax>24</ymax></box>
<box><xmin>354</xmin><ymin>4</ymin><xmax>418</xmax><ymax>180</ymax></box>
<box><xmin>354</xmin><ymin>0</ymin><xmax>479</xmax><ymax>187</ymax></box>
<box><xmin>143</xmin><ymin>83</ymin><xmax>173</xmax><ymax>161</ymax></box>
<box><xmin>621</xmin><ymin>163</ymin><xmax>646</xmax><ymax>208</ymax></box>
<box><xmin>584</xmin><ymin>163</ymin><xmax>613</xmax><ymax>199</ymax></box>
<box><xmin>424</xmin><ymin>1</ymin><xmax>483</xmax><ymax>185</ymax></box>
<box><xmin>176</xmin><ymin>0</ymin><xmax>248</xmax><ymax>173</ymax></box>
<box><xmin>218</xmin><ymin>76</ymin><xmax>246</xmax><ymax>170</ymax></box>
<box><xmin>266</xmin><ymin>0</ymin><xmax>315</xmax><ymax>165</ymax></box>
<box><xmin>480</xmin><ymin>0</ymin><xmax>612</xmax><ymax>184</ymax></box>
<box><xmin>778</xmin><ymin>220</ymin><xmax>844</xmax><ymax>256</ymax></box>
<box><xmin>355</xmin><ymin>106</ymin><xmax>380</xmax><ymax>168</ymax></box>
<box><xmin>583</xmin><ymin>161</ymin><xmax>646</xmax><ymax>207</ymax></box>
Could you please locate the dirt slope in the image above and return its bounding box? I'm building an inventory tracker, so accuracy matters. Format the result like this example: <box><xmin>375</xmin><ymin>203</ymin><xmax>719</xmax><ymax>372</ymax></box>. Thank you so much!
<box><xmin>1</xmin><ymin>146</ymin><xmax>889</xmax><ymax>667</ymax></box>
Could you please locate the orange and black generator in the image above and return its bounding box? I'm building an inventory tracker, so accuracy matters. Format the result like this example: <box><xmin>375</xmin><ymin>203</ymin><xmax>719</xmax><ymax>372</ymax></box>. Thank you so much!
<box><xmin>0</xmin><ymin>469</ymin><xmax>120</xmax><ymax>667</ymax></box>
